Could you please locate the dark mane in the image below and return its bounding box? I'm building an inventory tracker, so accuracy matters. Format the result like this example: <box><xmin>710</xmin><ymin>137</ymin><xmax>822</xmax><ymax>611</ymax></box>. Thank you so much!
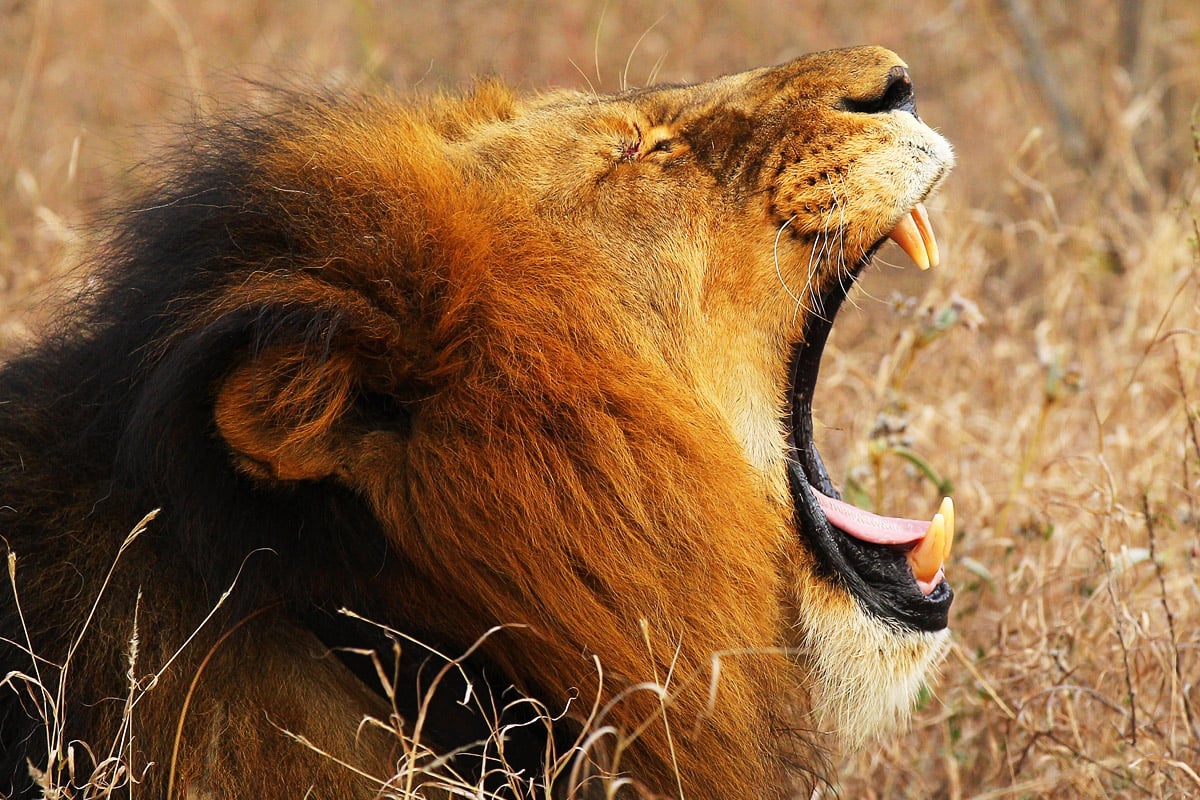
<box><xmin>0</xmin><ymin>100</ymin><xmax>503</xmax><ymax>796</ymax></box>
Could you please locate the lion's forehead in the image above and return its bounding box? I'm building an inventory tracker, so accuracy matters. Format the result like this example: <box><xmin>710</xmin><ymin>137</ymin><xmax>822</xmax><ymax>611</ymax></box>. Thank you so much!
<box><xmin>453</xmin><ymin>51</ymin><xmax>931</xmax><ymax>187</ymax></box>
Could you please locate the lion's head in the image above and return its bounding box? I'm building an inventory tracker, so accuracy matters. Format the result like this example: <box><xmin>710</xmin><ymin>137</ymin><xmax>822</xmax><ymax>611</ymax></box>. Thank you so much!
<box><xmin>1</xmin><ymin>46</ymin><xmax>954</xmax><ymax>799</ymax></box>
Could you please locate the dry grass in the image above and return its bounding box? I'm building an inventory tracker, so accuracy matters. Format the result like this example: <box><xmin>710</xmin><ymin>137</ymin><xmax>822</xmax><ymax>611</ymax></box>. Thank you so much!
<box><xmin>2</xmin><ymin>1</ymin><xmax>1198</xmax><ymax>797</ymax></box>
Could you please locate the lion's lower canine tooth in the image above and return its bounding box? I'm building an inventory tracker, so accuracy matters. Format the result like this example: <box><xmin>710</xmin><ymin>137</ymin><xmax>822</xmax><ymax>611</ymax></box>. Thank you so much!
<box><xmin>939</xmin><ymin>496</ymin><xmax>955</xmax><ymax>559</ymax></box>
<box><xmin>908</xmin><ymin>513</ymin><xmax>946</xmax><ymax>583</ymax></box>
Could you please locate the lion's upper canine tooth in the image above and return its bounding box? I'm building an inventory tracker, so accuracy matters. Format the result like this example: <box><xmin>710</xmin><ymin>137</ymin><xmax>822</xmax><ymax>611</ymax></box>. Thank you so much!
<box><xmin>911</xmin><ymin>202</ymin><xmax>940</xmax><ymax>268</ymax></box>
<box><xmin>886</xmin><ymin>203</ymin><xmax>939</xmax><ymax>270</ymax></box>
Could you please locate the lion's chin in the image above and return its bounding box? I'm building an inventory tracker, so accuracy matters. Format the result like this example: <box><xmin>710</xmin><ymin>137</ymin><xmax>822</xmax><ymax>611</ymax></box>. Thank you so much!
<box><xmin>795</xmin><ymin>584</ymin><xmax>951</xmax><ymax>746</ymax></box>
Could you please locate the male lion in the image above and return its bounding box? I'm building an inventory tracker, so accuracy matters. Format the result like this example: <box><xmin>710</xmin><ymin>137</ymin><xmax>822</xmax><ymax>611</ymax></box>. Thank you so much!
<box><xmin>0</xmin><ymin>46</ymin><xmax>955</xmax><ymax>798</ymax></box>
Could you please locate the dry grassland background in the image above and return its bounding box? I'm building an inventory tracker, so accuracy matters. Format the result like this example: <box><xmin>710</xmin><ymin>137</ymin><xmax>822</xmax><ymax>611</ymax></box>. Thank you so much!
<box><xmin>2</xmin><ymin>1</ymin><xmax>1199</xmax><ymax>797</ymax></box>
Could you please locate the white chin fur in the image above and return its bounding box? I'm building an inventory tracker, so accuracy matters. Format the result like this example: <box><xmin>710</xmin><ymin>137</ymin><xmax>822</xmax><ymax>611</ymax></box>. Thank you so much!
<box><xmin>797</xmin><ymin>589</ymin><xmax>950</xmax><ymax>746</ymax></box>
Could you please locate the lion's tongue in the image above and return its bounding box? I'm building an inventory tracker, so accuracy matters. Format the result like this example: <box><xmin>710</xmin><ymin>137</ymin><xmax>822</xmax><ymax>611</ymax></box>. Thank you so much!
<box><xmin>887</xmin><ymin>202</ymin><xmax>940</xmax><ymax>270</ymax></box>
<box><xmin>814</xmin><ymin>491</ymin><xmax>955</xmax><ymax>595</ymax></box>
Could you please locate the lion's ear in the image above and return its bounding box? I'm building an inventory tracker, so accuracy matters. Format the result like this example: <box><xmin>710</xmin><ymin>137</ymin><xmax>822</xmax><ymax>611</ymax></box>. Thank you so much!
<box><xmin>215</xmin><ymin>345</ymin><xmax>368</xmax><ymax>482</ymax></box>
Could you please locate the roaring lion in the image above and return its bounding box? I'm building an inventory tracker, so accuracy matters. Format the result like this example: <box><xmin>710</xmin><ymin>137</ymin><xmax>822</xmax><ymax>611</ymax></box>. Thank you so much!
<box><xmin>0</xmin><ymin>46</ymin><xmax>955</xmax><ymax>798</ymax></box>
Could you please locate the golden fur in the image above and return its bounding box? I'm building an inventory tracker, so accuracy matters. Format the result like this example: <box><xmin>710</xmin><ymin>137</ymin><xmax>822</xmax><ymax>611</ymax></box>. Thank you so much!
<box><xmin>0</xmin><ymin>46</ymin><xmax>953</xmax><ymax>798</ymax></box>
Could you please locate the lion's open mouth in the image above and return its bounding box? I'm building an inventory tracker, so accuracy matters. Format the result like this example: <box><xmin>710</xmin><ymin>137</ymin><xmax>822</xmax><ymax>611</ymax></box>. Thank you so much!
<box><xmin>785</xmin><ymin>203</ymin><xmax>954</xmax><ymax>632</ymax></box>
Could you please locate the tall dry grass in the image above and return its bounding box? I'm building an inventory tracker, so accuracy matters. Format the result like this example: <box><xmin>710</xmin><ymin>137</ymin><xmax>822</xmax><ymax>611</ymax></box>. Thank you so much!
<box><xmin>1</xmin><ymin>1</ymin><xmax>1197</xmax><ymax>797</ymax></box>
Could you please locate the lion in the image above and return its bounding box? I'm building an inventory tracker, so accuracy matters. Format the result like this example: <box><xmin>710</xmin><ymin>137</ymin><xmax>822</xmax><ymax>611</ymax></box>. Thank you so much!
<box><xmin>0</xmin><ymin>46</ymin><xmax>955</xmax><ymax>799</ymax></box>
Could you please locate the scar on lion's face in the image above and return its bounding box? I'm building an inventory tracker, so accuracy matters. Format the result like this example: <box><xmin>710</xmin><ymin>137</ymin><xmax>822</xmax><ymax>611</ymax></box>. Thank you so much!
<box><xmin>0</xmin><ymin>46</ymin><xmax>955</xmax><ymax>800</ymax></box>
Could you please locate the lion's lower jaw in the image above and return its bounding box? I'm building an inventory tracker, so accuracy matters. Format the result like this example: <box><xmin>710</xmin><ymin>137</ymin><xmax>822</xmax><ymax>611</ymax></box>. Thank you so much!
<box><xmin>794</xmin><ymin>589</ymin><xmax>951</xmax><ymax>747</ymax></box>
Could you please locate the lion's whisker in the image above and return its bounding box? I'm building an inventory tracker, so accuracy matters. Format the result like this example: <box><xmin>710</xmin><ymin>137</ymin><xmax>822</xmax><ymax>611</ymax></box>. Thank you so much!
<box><xmin>774</xmin><ymin>215</ymin><xmax>806</xmax><ymax>316</ymax></box>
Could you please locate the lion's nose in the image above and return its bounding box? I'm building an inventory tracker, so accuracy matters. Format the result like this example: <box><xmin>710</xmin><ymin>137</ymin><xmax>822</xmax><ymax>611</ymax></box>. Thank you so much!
<box><xmin>843</xmin><ymin>65</ymin><xmax>916</xmax><ymax>116</ymax></box>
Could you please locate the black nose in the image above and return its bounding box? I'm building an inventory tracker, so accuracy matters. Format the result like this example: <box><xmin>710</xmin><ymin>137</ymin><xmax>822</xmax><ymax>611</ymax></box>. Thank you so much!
<box><xmin>843</xmin><ymin>65</ymin><xmax>916</xmax><ymax>116</ymax></box>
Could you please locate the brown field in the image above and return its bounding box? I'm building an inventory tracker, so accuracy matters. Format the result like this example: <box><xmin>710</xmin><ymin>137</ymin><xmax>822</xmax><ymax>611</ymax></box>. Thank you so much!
<box><xmin>2</xmin><ymin>1</ymin><xmax>1198</xmax><ymax>797</ymax></box>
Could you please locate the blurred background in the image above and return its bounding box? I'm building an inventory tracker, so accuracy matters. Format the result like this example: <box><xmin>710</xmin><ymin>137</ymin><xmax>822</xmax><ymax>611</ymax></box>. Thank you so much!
<box><xmin>2</xmin><ymin>1</ymin><xmax>1198</xmax><ymax>797</ymax></box>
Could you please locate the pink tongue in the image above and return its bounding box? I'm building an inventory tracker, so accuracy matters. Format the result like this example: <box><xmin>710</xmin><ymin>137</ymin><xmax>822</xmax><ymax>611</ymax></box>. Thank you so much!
<box><xmin>814</xmin><ymin>490</ymin><xmax>929</xmax><ymax>545</ymax></box>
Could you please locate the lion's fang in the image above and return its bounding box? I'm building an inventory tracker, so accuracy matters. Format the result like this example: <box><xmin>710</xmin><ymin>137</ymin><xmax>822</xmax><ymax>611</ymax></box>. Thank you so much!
<box><xmin>886</xmin><ymin>202</ymin><xmax>939</xmax><ymax>270</ymax></box>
